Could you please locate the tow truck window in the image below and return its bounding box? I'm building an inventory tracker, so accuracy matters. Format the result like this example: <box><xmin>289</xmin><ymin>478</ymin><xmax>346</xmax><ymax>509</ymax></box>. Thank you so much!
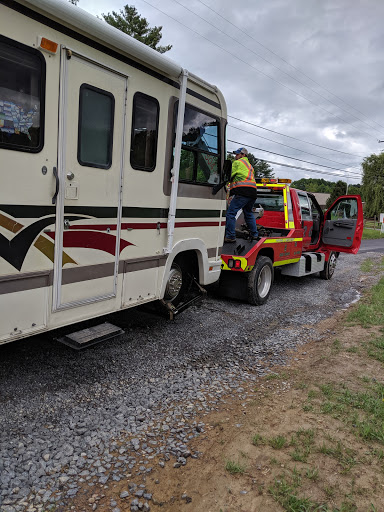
<box><xmin>256</xmin><ymin>191</ymin><xmax>284</xmax><ymax>211</ymax></box>
<box><xmin>173</xmin><ymin>103</ymin><xmax>221</xmax><ymax>186</ymax></box>
<box><xmin>0</xmin><ymin>35</ymin><xmax>45</xmax><ymax>152</ymax></box>
<box><xmin>329</xmin><ymin>198</ymin><xmax>358</xmax><ymax>220</ymax></box>
<box><xmin>298</xmin><ymin>193</ymin><xmax>312</xmax><ymax>220</ymax></box>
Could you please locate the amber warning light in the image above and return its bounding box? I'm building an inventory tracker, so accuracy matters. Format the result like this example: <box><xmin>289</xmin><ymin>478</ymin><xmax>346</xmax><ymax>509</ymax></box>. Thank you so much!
<box><xmin>39</xmin><ymin>37</ymin><xmax>58</xmax><ymax>54</ymax></box>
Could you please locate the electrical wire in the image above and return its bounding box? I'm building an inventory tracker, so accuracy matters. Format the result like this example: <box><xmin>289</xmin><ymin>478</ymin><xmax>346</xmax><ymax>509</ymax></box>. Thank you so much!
<box><xmin>196</xmin><ymin>0</ymin><xmax>384</xmax><ymax>135</ymax></box>
<box><xmin>228</xmin><ymin>115</ymin><xmax>367</xmax><ymax>158</ymax></box>
<box><xmin>228</xmin><ymin>138</ymin><xmax>363</xmax><ymax>177</ymax></box>
<box><xmin>152</xmin><ymin>0</ymin><xmax>381</xmax><ymax>141</ymax></box>
<box><xmin>228</xmin><ymin>123</ymin><xmax>362</xmax><ymax>169</ymax></box>
<box><xmin>249</xmin><ymin>157</ymin><xmax>362</xmax><ymax>181</ymax></box>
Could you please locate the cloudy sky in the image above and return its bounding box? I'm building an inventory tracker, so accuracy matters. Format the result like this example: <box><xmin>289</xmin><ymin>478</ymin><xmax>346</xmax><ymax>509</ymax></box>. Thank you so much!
<box><xmin>77</xmin><ymin>0</ymin><xmax>384</xmax><ymax>184</ymax></box>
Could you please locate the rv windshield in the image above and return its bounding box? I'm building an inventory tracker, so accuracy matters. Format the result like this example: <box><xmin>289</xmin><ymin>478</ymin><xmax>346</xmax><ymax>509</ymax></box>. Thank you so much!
<box><xmin>0</xmin><ymin>36</ymin><xmax>45</xmax><ymax>151</ymax></box>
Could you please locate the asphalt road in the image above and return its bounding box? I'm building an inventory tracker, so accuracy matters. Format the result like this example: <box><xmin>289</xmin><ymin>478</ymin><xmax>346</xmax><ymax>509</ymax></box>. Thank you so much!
<box><xmin>359</xmin><ymin>238</ymin><xmax>384</xmax><ymax>253</ymax></box>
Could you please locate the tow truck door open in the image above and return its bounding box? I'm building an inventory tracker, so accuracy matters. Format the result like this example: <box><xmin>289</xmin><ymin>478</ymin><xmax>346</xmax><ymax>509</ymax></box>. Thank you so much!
<box><xmin>319</xmin><ymin>195</ymin><xmax>364</xmax><ymax>254</ymax></box>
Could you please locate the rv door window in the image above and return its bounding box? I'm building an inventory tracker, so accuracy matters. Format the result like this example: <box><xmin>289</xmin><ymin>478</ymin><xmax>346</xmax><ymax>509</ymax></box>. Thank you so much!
<box><xmin>78</xmin><ymin>84</ymin><xmax>115</xmax><ymax>169</ymax></box>
<box><xmin>0</xmin><ymin>35</ymin><xmax>45</xmax><ymax>152</ymax></box>
<box><xmin>174</xmin><ymin>103</ymin><xmax>221</xmax><ymax>185</ymax></box>
<box><xmin>130</xmin><ymin>92</ymin><xmax>159</xmax><ymax>172</ymax></box>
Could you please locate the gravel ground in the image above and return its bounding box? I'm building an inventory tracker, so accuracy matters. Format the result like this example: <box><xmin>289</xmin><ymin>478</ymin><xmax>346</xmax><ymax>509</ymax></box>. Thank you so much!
<box><xmin>0</xmin><ymin>251</ymin><xmax>382</xmax><ymax>512</ymax></box>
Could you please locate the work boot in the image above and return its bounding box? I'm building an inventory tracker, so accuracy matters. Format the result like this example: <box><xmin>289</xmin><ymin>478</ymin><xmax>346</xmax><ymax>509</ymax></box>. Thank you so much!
<box><xmin>224</xmin><ymin>237</ymin><xmax>236</xmax><ymax>243</ymax></box>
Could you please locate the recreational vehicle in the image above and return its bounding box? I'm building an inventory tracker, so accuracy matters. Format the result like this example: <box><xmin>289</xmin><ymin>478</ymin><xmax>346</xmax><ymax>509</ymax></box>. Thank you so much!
<box><xmin>0</xmin><ymin>0</ymin><xmax>227</xmax><ymax>345</ymax></box>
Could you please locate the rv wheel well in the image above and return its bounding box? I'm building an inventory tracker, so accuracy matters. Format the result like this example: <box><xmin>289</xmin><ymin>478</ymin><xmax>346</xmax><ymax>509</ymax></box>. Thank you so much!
<box><xmin>173</xmin><ymin>250</ymin><xmax>200</xmax><ymax>280</ymax></box>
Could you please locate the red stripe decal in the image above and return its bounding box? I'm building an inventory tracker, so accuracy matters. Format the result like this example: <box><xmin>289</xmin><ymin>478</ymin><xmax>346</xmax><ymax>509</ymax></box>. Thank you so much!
<box><xmin>47</xmin><ymin>231</ymin><xmax>133</xmax><ymax>255</ymax></box>
<box><xmin>68</xmin><ymin>221</ymin><xmax>224</xmax><ymax>230</ymax></box>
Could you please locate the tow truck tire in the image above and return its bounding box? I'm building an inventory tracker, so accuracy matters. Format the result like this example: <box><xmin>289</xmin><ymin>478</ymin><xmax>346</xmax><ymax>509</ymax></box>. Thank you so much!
<box><xmin>247</xmin><ymin>256</ymin><xmax>274</xmax><ymax>305</ymax></box>
<box><xmin>319</xmin><ymin>251</ymin><xmax>337</xmax><ymax>280</ymax></box>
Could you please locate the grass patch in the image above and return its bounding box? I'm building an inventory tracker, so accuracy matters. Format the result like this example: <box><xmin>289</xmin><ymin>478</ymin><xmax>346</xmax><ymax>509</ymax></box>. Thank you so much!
<box><xmin>366</xmin><ymin>333</ymin><xmax>384</xmax><ymax>363</ymax></box>
<box><xmin>252</xmin><ymin>433</ymin><xmax>264</xmax><ymax>446</ymax></box>
<box><xmin>347</xmin><ymin>277</ymin><xmax>384</xmax><ymax>328</ymax></box>
<box><xmin>314</xmin><ymin>381</ymin><xmax>384</xmax><ymax>445</ymax></box>
<box><xmin>317</xmin><ymin>440</ymin><xmax>357</xmax><ymax>473</ymax></box>
<box><xmin>225</xmin><ymin>459</ymin><xmax>246</xmax><ymax>474</ymax></box>
<box><xmin>269</xmin><ymin>435</ymin><xmax>287</xmax><ymax>449</ymax></box>
<box><xmin>362</xmin><ymin>228</ymin><xmax>384</xmax><ymax>240</ymax></box>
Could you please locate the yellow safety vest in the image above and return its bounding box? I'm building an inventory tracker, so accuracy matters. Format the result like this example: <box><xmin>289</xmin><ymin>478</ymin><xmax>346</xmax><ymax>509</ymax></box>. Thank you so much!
<box><xmin>228</xmin><ymin>158</ymin><xmax>257</xmax><ymax>194</ymax></box>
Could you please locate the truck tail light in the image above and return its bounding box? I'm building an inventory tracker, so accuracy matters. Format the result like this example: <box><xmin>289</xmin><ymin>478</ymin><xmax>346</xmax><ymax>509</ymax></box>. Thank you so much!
<box><xmin>228</xmin><ymin>259</ymin><xmax>242</xmax><ymax>269</ymax></box>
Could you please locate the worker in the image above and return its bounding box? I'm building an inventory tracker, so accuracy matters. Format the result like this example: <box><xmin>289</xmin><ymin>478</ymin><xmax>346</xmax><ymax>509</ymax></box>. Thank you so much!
<box><xmin>224</xmin><ymin>147</ymin><xmax>258</xmax><ymax>243</ymax></box>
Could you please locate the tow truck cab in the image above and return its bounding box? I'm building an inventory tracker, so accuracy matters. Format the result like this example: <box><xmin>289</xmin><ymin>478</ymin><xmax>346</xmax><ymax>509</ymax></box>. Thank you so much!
<box><xmin>220</xmin><ymin>180</ymin><xmax>364</xmax><ymax>305</ymax></box>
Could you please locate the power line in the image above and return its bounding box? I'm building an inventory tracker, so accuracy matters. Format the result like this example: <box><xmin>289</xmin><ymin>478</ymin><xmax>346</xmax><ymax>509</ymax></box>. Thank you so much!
<box><xmin>156</xmin><ymin>0</ymin><xmax>381</xmax><ymax>141</ymax></box>
<box><xmin>196</xmin><ymin>0</ymin><xmax>384</xmax><ymax>135</ymax></box>
<box><xmin>228</xmin><ymin>115</ymin><xmax>367</xmax><ymax>158</ymax></box>
<box><xmin>250</xmin><ymin>157</ymin><xmax>362</xmax><ymax>181</ymax></box>
<box><xmin>228</xmin><ymin>138</ymin><xmax>363</xmax><ymax>177</ymax></box>
<box><xmin>228</xmin><ymin>123</ymin><xmax>362</xmax><ymax>169</ymax></box>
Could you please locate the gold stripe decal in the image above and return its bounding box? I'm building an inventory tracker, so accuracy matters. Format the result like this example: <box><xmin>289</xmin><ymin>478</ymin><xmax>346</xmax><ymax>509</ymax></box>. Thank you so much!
<box><xmin>264</xmin><ymin>238</ymin><xmax>303</xmax><ymax>244</ymax></box>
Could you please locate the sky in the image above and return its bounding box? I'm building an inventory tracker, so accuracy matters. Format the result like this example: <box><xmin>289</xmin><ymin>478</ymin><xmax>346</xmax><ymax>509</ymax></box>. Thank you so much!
<box><xmin>76</xmin><ymin>0</ymin><xmax>384</xmax><ymax>185</ymax></box>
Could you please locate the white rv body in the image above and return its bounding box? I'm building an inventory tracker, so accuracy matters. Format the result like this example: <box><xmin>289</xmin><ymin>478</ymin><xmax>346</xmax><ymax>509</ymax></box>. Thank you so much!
<box><xmin>0</xmin><ymin>0</ymin><xmax>227</xmax><ymax>345</ymax></box>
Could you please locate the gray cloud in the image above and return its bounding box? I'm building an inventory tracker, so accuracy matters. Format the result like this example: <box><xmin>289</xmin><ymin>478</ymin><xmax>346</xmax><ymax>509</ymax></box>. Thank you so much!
<box><xmin>78</xmin><ymin>0</ymin><xmax>384</xmax><ymax>182</ymax></box>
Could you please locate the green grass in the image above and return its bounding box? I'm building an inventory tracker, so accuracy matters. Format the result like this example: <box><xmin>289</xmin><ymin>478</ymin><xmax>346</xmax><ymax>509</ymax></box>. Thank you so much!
<box><xmin>225</xmin><ymin>459</ymin><xmax>246</xmax><ymax>474</ymax></box>
<box><xmin>313</xmin><ymin>381</ymin><xmax>384</xmax><ymax>445</ymax></box>
<box><xmin>269</xmin><ymin>435</ymin><xmax>287</xmax><ymax>449</ymax></box>
<box><xmin>347</xmin><ymin>277</ymin><xmax>384</xmax><ymax>328</ymax></box>
<box><xmin>317</xmin><ymin>440</ymin><xmax>357</xmax><ymax>473</ymax></box>
<box><xmin>252</xmin><ymin>433</ymin><xmax>264</xmax><ymax>446</ymax></box>
<box><xmin>269</xmin><ymin>475</ymin><xmax>325</xmax><ymax>511</ymax></box>
<box><xmin>362</xmin><ymin>228</ymin><xmax>384</xmax><ymax>240</ymax></box>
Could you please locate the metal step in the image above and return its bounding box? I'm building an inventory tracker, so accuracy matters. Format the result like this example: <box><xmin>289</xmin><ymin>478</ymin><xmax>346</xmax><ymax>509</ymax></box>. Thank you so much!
<box><xmin>57</xmin><ymin>322</ymin><xmax>124</xmax><ymax>350</ymax></box>
<box><xmin>280</xmin><ymin>252</ymin><xmax>325</xmax><ymax>277</ymax></box>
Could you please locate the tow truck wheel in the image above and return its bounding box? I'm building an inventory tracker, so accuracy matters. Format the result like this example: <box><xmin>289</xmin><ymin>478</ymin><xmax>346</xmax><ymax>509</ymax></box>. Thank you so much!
<box><xmin>320</xmin><ymin>251</ymin><xmax>337</xmax><ymax>280</ymax></box>
<box><xmin>247</xmin><ymin>256</ymin><xmax>274</xmax><ymax>305</ymax></box>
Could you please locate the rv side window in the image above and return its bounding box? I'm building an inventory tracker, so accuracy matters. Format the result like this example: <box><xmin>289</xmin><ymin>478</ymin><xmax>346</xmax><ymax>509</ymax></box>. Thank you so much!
<box><xmin>174</xmin><ymin>103</ymin><xmax>221</xmax><ymax>186</ymax></box>
<box><xmin>130</xmin><ymin>92</ymin><xmax>160</xmax><ymax>172</ymax></box>
<box><xmin>0</xmin><ymin>35</ymin><xmax>45</xmax><ymax>152</ymax></box>
<box><xmin>78</xmin><ymin>84</ymin><xmax>115</xmax><ymax>169</ymax></box>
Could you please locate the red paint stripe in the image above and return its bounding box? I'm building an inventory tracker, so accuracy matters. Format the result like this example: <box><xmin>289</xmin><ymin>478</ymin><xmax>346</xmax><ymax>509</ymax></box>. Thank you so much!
<box><xmin>47</xmin><ymin>231</ymin><xmax>133</xmax><ymax>255</ymax></box>
<box><xmin>174</xmin><ymin>221</ymin><xmax>223</xmax><ymax>228</ymax></box>
<box><xmin>68</xmin><ymin>221</ymin><xmax>225</xmax><ymax>230</ymax></box>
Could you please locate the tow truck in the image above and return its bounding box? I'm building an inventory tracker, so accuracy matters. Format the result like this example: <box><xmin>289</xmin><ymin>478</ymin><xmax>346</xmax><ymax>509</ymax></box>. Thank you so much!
<box><xmin>219</xmin><ymin>179</ymin><xmax>364</xmax><ymax>305</ymax></box>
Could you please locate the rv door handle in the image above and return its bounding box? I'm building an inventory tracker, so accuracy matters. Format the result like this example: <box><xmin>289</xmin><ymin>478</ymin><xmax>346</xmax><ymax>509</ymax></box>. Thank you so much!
<box><xmin>52</xmin><ymin>166</ymin><xmax>59</xmax><ymax>205</ymax></box>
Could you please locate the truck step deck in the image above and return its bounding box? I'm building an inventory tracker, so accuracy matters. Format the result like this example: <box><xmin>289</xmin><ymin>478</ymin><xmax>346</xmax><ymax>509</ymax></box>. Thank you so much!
<box><xmin>57</xmin><ymin>322</ymin><xmax>124</xmax><ymax>350</ymax></box>
<box><xmin>222</xmin><ymin>238</ymin><xmax>259</xmax><ymax>256</ymax></box>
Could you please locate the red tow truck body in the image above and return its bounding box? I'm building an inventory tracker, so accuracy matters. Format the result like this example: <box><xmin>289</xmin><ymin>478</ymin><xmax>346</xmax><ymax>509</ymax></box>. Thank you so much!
<box><xmin>219</xmin><ymin>180</ymin><xmax>364</xmax><ymax>304</ymax></box>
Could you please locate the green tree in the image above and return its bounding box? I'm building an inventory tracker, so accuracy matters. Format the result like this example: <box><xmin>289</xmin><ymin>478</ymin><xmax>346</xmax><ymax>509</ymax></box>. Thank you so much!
<box><xmin>325</xmin><ymin>180</ymin><xmax>347</xmax><ymax>209</ymax></box>
<box><xmin>226</xmin><ymin>152</ymin><xmax>274</xmax><ymax>179</ymax></box>
<box><xmin>291</xmin><ymin>178</ymin><xmax>334</xmax><ymax>193</ymax></box>
<box><xmin>102</xmin><ymin>5</ymin><xmax>172</xmax><ymax>53</ymax></box>
<box><xmin>347</xmin><ymin>183</ymin><xmax>361</xmax><ymax>195</ymax></box>
<box><xmin>361</xmin><ymin>153</ymin><xmax>384</xmax><ymax>218</ymax></box>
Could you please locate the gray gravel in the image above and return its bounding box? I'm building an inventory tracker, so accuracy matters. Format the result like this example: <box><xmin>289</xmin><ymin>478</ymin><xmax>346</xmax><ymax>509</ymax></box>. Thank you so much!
<box><xmin>0</xmin><ymin>251</ymin><xmax>383</xmax><ymax>511</ymax></box>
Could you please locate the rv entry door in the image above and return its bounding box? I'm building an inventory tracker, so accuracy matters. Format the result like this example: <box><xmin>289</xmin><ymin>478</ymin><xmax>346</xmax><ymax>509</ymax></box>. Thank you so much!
<box><xmin>53</xmin><ymin>49</ymin><xmax>127</xmax><ymax>311</ymax></box>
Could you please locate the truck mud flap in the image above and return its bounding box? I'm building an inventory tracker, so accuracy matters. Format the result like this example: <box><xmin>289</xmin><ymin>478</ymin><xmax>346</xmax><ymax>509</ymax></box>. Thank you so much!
<box><xmin>217</xmin><ymin>270</ymin><xmax>248</xmax><ymax>301</ymax></box>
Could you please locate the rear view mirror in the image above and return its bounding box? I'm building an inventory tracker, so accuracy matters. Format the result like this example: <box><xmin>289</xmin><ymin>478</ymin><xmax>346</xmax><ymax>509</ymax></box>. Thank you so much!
<box><xmin>223</xmin><ymin>159</ymin><xmax>232</xmax><ymax>182</ymax></box>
